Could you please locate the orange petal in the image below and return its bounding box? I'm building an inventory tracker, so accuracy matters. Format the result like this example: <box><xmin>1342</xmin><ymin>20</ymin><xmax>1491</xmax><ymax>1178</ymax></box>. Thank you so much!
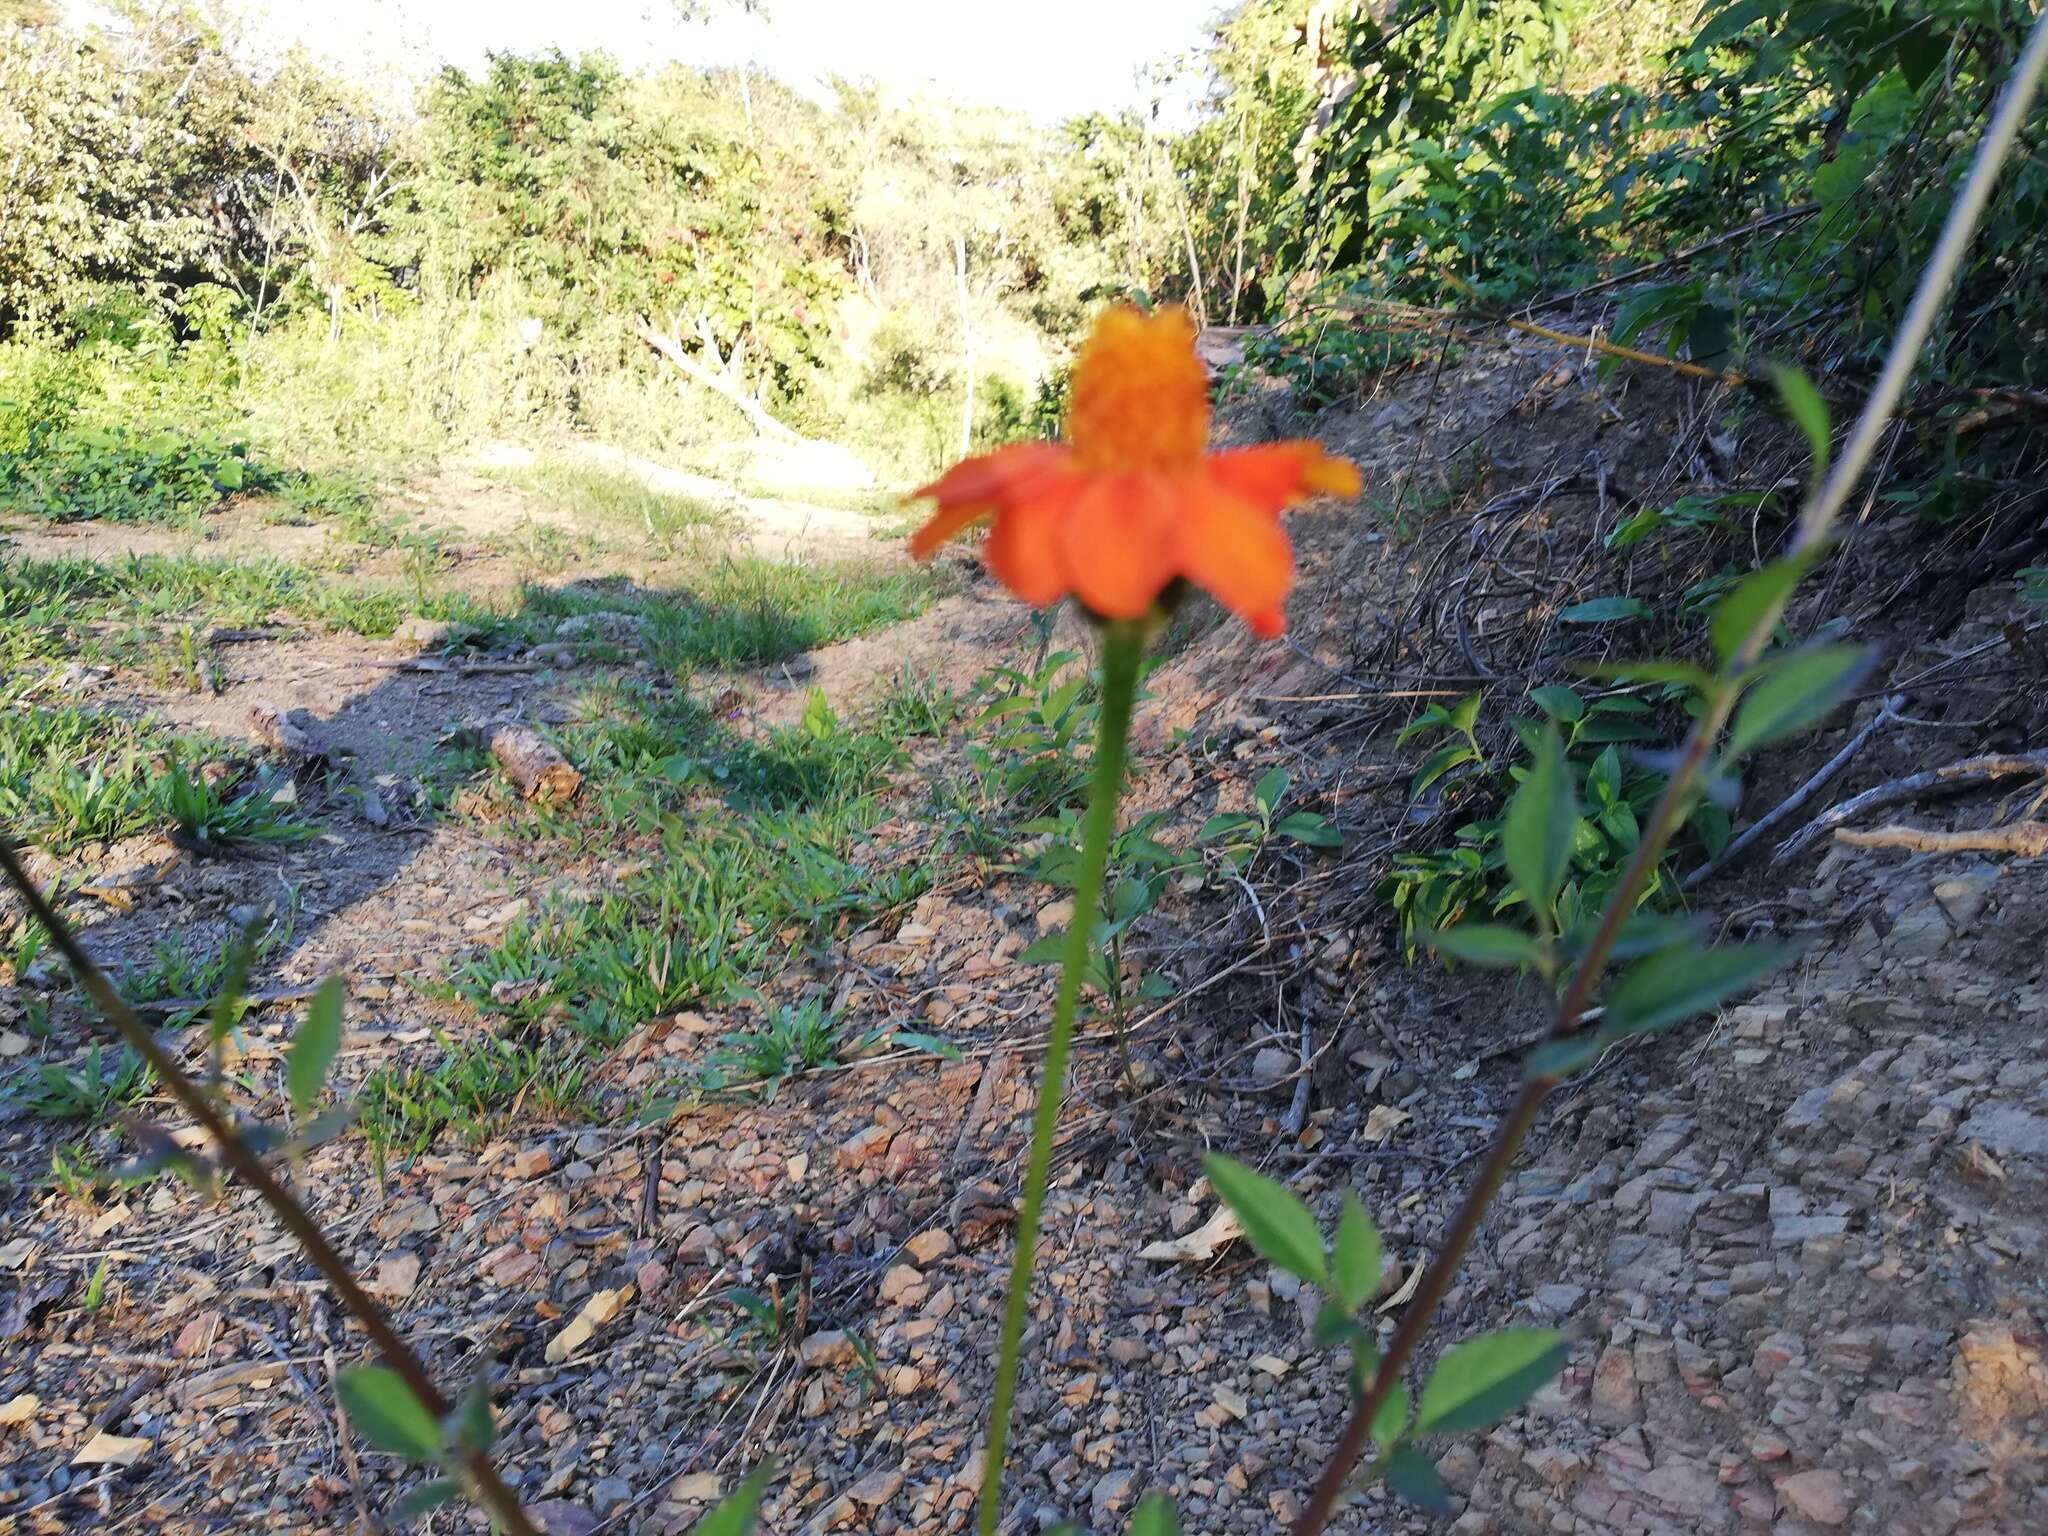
<box><xmin>1204</xmin><ymin>442</ymin><xmax>1360</xmax><ymax>518</ymax></box>
<box><xmin>1175</xmin><ymin>476</ymin><xmax>1295</xmax><ymax>633</ymax></box>
<box><xmin>1062</xmin><ymin>474</ymin><xmax>1179</xmax><ymax>621</ymax></box>
<box><xmin>908</xmin><ymin>443</ymin><xmax>1073</xmax><ymax>560</ymax></box>
<box><xmin>983</xmin><ymin>491</ymin><xmax>1073</xmax><ymax>607</ymax></box>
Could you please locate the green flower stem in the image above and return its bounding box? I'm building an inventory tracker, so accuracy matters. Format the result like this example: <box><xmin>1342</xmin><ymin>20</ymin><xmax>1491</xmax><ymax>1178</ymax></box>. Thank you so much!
<box><xmin>977</xmin><ymin>619</ymin><xmax>1144</xmax><ymax>1536</ymax></box>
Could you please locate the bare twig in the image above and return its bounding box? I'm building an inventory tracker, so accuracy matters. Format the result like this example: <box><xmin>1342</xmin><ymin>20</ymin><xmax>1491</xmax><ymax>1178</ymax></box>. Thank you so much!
<box><xmin>1683</xmin><ymin>696</ymin><xmax>1904</xmax><ymax>888</ymax></box>
<box><xmin>1774</xmin><ymin>748</ymin><xmax>2048</xmax><ymax>862</ymax></box>
<box><xmin>1836</xmin><ymin>820</ymin><xmax>2048</xmax><ymax>856</ymax></box>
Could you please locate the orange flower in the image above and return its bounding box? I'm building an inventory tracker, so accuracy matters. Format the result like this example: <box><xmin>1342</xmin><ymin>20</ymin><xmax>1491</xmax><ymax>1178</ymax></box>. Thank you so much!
<box><xmin>908</xmin><ymin>305</ymin><xmax>1360</xmax><ymax>637</ymax></box>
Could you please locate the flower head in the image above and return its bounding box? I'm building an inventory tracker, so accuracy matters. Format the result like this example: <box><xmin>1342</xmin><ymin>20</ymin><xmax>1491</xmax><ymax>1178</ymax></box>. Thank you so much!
<box><xmin>909</xmin><ymin>305</ymin><xmax>1359</xmax><ymax>637</ymax></box>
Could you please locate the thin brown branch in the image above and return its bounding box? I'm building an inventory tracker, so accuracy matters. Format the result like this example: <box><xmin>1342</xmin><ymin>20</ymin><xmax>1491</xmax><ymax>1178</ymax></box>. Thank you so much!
<box><xmin>1774</xmin><ymin>747</ymin><xmax>2048</xmax><ymax>862</ymax></box>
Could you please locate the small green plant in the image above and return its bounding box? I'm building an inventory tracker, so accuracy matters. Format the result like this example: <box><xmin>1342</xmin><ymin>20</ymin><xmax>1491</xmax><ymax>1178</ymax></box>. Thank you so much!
<box><xmin>937</xmin><ymin>650</ymin><xmax>1103</xmax><ymax>854</ymax></box>
<box><xmin>0</xmin><ymin>420</ymin><xmax>271</xmax><ymax>524</ymax></box>
<box><xmin>705</xmin><ymin>994</ymin><xmax>866</xmax><ymax>1091</ymax></box>
<box><xmin>720</xmin><ymin>1284</ymin><xmax>793</xmax><ymax>1352</ymax></box>
<box><xmin>1396</xmin><ymin>691</ymin><xmax>1487</xmax><ymax>799</ymax></box>
<box><xmin>156</xmin><ymin>761</ymin><xmax>317</xmax><ymax>849</ymax></box>
<box><xmin>1385</xmin><ymin>684</ymin><xmax>1708</xmax><ymax>957</ymax></box>
<box><xmin>8</xmin><ymin>1043</ymin><xmax>153</xmax><ymax>1122</ymax></box>
<box><xmin>1197</xmin><ymin>767</ymin><xmax>1342</xmax><ymax>871</ymax></box>
<box><xmin>1205</xmin><ymin>1153</ymin><xmax>1563</xmax><ymax>1515</ymax></box>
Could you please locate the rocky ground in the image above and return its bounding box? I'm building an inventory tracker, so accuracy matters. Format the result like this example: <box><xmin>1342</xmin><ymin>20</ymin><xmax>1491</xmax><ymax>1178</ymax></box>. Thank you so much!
<box><xmin>2</xmin><ymin>328</ymin><xmax>2044</xmax><ymax>1536</ymax></box>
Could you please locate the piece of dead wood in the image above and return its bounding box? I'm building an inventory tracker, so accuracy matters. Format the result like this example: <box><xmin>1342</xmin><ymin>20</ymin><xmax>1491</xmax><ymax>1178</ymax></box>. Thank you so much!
<box><xmin>369</xmin><ymin>657</ymin><xmax>546</xmax><ymax>675</ymax></box>
<box><xmin>134</xmin><ymin>980</ymin><xmax>323</xmax><ymax>1017</ymax></box>
<box><xmin>1775</xmin><ymin>748</ymin><xmax>2048</xmax><ymax>863</ymax></box>
<box><xmin>633</xmin><ymin>315</ymin><xmax>804</xmax><ymax>443</ymax></box>
<box><xmin>205</xmin><ymin>626</ymin><xmax>290</xmax><ymax>645</ymax></box>
<box><xmin>492</xmin><ymin>724</ymin><xmax>582</xmax><ymax>806</ymax></box>
<box><xmin>1835</xmin><ymin>820</ymin><xmax>2048</xmax><ymax>857</ymax></box>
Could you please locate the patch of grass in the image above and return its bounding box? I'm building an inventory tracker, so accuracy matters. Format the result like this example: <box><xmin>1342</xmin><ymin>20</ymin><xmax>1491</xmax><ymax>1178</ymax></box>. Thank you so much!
<box><xmin>157</xmin><ymin>760</ymin><xmax>316</xmax><ymax>850</ymax></box>
<box><xmin>0</xmin><ymin>552</ymin><xmax>497</xmax><ymax>675</ymax></box>
<box><xmin>457</xmin><ymin>556</ymin><xmax>944</xmax><ymax>672</ymax></box>
<box><xmin>4</xmin><ymin>1043</ymin><xmax>153</xmax><ymax>1122</ymax></box>
<box><xmin>704</xmin><ymin>994</ymin><xmax>867</xmax><ymax>1092</ymax></box>
<box><xmin>369</xmin><ymin>669</ymin><xmax>939</xmax><ymax>1151</ymax></box>
<box><xmin>359</xmin><ymin>1036</ymin><xmax>596</xmax><ymax>1158</ymax></box>
<box><xmin>0</xmin><ymin>707</ymin><xmax>175</xmax><ymax>852</ymax></box>
<box><xmin>496</xmin><ymin>459</ymin><xmax>732</xmax><ymax>553</ymax></box>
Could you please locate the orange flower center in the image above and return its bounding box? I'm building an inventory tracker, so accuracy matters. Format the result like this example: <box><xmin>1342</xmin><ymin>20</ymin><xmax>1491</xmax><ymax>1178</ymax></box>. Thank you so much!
<box><xmin>1065</xmin><ymin>305</ymin><xmax>1210</xmax><ymax>473</ymax></box>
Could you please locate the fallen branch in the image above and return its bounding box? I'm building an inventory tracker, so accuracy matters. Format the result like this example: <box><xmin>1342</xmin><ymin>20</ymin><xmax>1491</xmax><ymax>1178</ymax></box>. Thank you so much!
<box><xmin>1836</xmin><ymin>820</ymin><xmax>2048</xmax><ymax>856</ymax></box>
<box><xmin>1774</xmin><ymin>748</ymin><xmax>2048</xmax><ymax>863</ymax></box>
<box><xmin>1683</xmin><ymin>696</ymin><xmax>1902</xmax><ymax>888</ymax></box>
<box><xmin>491</xmin><ymin>725</ymin><xmax>582</xmax><ymax>806</ymax></box>
<box><xmin>632</xmin><ymin>316</ymin><xmax>801</xmax><ymax>443</ymax></box>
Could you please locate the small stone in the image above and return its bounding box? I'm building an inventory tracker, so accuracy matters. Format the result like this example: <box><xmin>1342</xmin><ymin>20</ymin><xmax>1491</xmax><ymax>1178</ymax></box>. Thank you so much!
<box><xmin>1090</xmin><ymin>1470</ymin><xmax>1136</xmax><ymax>1521</ymax></box>
<box><xmin>1777</xmin><ymin>1468</ymin><xmax>1849</xmax><ymax>1525</ymax></box>
<box><xmin>366</xmin><ymin>1252</ymin><xmax>421</xmax><ymax>1299</ymax></box>
<box><xmin>1590</xmin><ymin>1345</ymin><xmax>1640</xmax><ymax>1427</ymax></box>
<box><xmin>879</xmin><ymin>1263</ymin><xmax>928</xmax><ymax>1307</ymax></box>
<box><xmin>0</xmin><ymin>1393</ymin><xmax>37</xmax><ymax>1428</ymax></box>
<box><xmin>512</xmin><ymin>1146</ymin><xmax>552</xmax><ymax>1179</ymax></box>
<box><xmin>799</xmin><ymin>1330</ymin><xmax>855</xmax><ymax>1369</ymax></box>
<box><xmin>1252</xmin><ymin>1047</ymin><xmax>1294</xmax><ymax>1086</ymax></box>
<box><xmin>849</xmin><ymin>1468</ymin><xmax>905</xmax><ymax>1507</ymax></box>
<box><xmin>72</xmin><ymin>1431</ymin><xmax>152</xmax><ymax>1467</ymax></box>
<box><xmin>905</xmin><ymin>1228</ymin><xmax>955</xmax><ymax>1265</ymax></box>
<box><xmin>838</xmin><ymin>1124</ymin><xmax>894</xmax><ymax>1170</ymax></box>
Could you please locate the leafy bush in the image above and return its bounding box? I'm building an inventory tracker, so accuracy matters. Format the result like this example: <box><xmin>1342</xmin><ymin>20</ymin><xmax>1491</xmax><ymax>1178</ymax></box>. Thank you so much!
<box><xmin>0</xmin><ymin>419</ymin><xmax>269</xmax><ymax>522</ymax></box>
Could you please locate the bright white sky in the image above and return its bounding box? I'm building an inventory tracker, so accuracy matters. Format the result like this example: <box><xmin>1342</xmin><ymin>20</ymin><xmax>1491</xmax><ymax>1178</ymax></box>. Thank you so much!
<box><xmin>199</xmin><ymin>0</ymin><xmax>1226</xmax><ymax>121</ymax></box>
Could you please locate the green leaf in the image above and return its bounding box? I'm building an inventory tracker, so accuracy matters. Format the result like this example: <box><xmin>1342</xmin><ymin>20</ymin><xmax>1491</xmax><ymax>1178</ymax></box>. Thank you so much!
<box><xmin>1726</xmin><ymin>644</ymin><xmax>1871</xmax><ymax>757</ymax></box>
<box><xmin>1502</xmin><ymin>728</ymin><xmax>1572</xmax><ymax>921</ymax></box>
<box><xmin>1708</xmin><ymin>551</ymin><xmax>1817</xmax><ymax>668</ymax></box>
<box><xmin>1129</xmin><ymin>1495</ymin><xmax>1180</xmax><ymax>1536</ymax></box>
<box><xmin>1383</xmin><ymin>1446</ymin><xmax>1452</xmax><ymax>1514</ymax></box>
<box><xmin>1419</xmin><ymin>924</ymin><xmax>1538</xmax><ymax>969</ymax></box>
<box><xmin>1330</xmin><ymin>1194</ymin><xmax>1382</xmax><ymax>1313</ymax></box>
<box><xmin>1371</xmin><ymin>1379</ymin><xmax>1411</xmax><ymax>1450</ymax></box>
<box><xmin>691</xmin><ymin>1463</ymin><xmax>773</xmax><ymax>1536</ymax></box>
<box><xmin>1527</xmin><ymin>685</ymin><xmax>1584</xmax><ymax>722</ymax></box>
<box><xmin>1253</xmin><ymin>767</ymin><xmax>1289</xmax><ymax>816</ymax></box>
<box><xmin>1415</xmin><ymin>1328</ymin><xmax>1565</xmax><ymax>1434</ymax></box>
<box><xmin>1559</xmin><ymin>595</ymin><xmax>1651</xmax><ymax>623</ymax></box>
<box><xmin>1198</xmin><ymin>812</ymin><xmax>1258</xmax><ymax>842</ymax></box>
<box><xmin>1605</xmin><ymin>941</ymin><xmax>1798</xmax><ymax>1039</ymax></box>
<box><xmin>890</xmin><ymin>1030</ymin><xmax>963</xmax><ymax>1063</ymax></box>
<box><xmin>1523</xmin><ymin>1031</ymin><xmax>1609</xmax><ymax>1080</ymax></box>
<box><xmin>1447</xmin><ymin>691</ymin><xmax>1484</xmax><ymax>734</ymax></box>
<box><xmin>396</xmin><ymin>1479</ymin><xmax>462</xmax><ymax>1518</ymax></box>
<box><xmin>1578</xmin><ymin>659</ymin><xmax>1716</xmax><ymax>692</ymax></box>
<box><xmin>1273</xmin><ymin>810</ymin><xmax>1342</xmax><ymax>849</ymax></box>
<box><xmin>1203</xmin><ymin>1154</ymin><xmax>1326</xmax><ymax>1286</ymax></box>
<box><xmin>1770</xmin><ymin>365</ymin><xmax>1830</xmax><ymax>483</ymax></box>
<box><xmin>1410</xmin><ymin>741</ymin><xmax>1481</xmax><ymax>799</ymax></box>
<box><xmin>286</xmin><ymin>974</ymin><xmax>345</xmax><ymax>1118</ymax></box>
<box><xmin>336</xmin><ymin>1366</ymin><xmax>442</xmax><ymax>1460</ymax></box>
<box><xmin>207</xmin><ymin>922</ymin><xmax>262</xmax><ymax>1046</ymax></box>
<box><xmin>450</xmin><ymin>1378</ymin><xmax>495</xmax><ymax>1452</ymax></box>
<box><xmin>1019</xmin><ymin>933</ymin><xmax>1067</xmax><ymax>966</ymax></box>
